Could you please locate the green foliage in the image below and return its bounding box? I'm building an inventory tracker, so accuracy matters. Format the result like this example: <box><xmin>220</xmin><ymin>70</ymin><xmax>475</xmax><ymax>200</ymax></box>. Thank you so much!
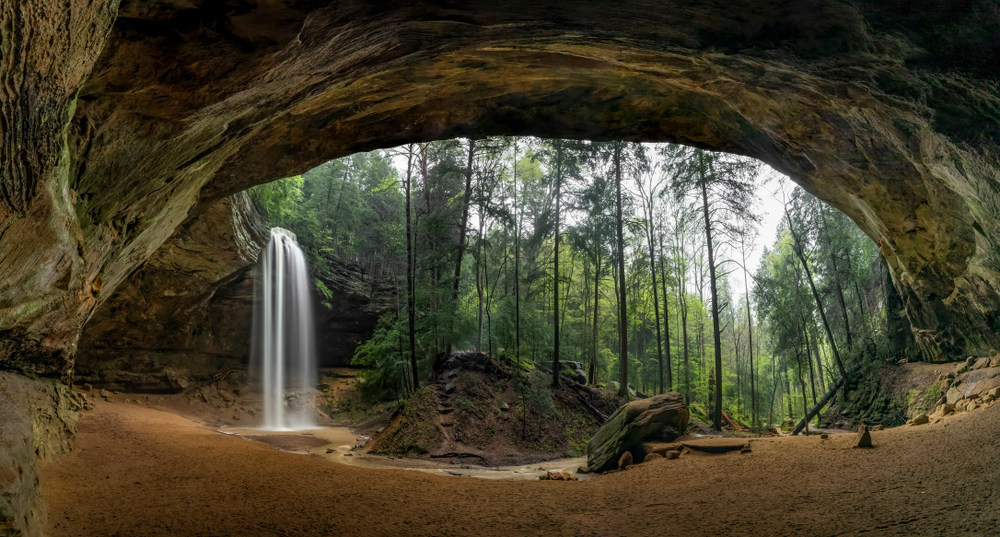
<box><xmin>351</xmin><ymin>314</ymin><xmax>412</xmax><ymax>402</ymax></box>
<box><xmin>261</xmin><ymin>136</ymin><xmax>892</xmax><ymax>433</ymax></box>
<box><xmin>369</xmin><ymin>386</ymin><xmax>440</xmax><ymax>456</ymax></box>
<box><xmin>455</xmin><ymin>397</ymin><xmax>473</xmax><ymax>412</ymax></box>
<box><xmin>315</xmin><ymin>278</ymin><xmax>334</xmax><ymax>309</ymax></box>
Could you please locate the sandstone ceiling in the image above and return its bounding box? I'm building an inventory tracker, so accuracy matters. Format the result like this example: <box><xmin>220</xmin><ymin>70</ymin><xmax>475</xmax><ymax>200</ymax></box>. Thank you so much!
<box><xmin>2</xmin><ymin>0</ymin><xmax>1000</xmax><ymax>379</ymax></box>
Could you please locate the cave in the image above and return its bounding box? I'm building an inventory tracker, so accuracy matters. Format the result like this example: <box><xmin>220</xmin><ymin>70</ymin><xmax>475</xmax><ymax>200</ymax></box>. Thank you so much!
<box><xmin>2</xmin><ymin>1</ymin><xmax>1000</xmax><ymax>535</ymax></box>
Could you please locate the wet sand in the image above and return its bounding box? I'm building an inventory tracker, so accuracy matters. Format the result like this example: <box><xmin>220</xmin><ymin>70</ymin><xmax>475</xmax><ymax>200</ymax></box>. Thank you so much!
<box><xmin>221</xmin><ymin>425</ymin><xmax>592</xmax><ymax>480</ymax></box>
<box><xmin>41</xmin><ymin>399</ymin><xmax>1000</xmax><ymax>536</ymax></box>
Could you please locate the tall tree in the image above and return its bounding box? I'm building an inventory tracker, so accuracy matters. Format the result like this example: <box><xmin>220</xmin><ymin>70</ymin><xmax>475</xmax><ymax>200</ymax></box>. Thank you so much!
<box><xmin>670</xmin><ymin>146</ymin><xmax>760</xmax><ymax>430</ymax></box>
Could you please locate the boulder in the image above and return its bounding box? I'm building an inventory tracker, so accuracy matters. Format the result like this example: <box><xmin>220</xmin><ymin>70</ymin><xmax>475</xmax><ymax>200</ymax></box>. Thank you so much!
<box><xmin>643</xmin><ymin>452</ymin><xmax>664</xmax><ymax>463</ymax></box>
<box><xmin>872</xmin><ymin>424</ymin><xmax>885</xmax><ymax>431</ymax></box>
<box><xmin>586</xmin><ymin>392</ymin><xmax>689</xmax><ymax>473</ymax></box>
<box><xmin>618</xmin><ymin>452</ymin><xmax>633</xmax><ymax>471</ymax></box>
<box><xmin>907</xmin><ymin>413</ymin><xmax>929</xmax><ymax>426</ymax></box>
<box><xmin>930</xmin><ymin>404</ymin><xmax>955</xmax><ymax>420</ymax></box>
<box><xmin>544</xmin><ymin>471</ymin><xmax>577</xmax><ymax>481</ymax></box>
<box><xmin>946</xmin><ymin>387</ymin><xmax>965</xmax><ymax>405</ymax></box>
<box><xmin>852</xmin><ymin>425</ymin><xmax>873</xmax><ymax>449</ymax></box>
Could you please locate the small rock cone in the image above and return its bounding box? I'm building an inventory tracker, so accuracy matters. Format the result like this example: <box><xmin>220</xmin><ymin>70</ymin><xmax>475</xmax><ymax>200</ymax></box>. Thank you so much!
<box><xmin>852</xmin><ymin>424</ymin><xmax>873</xmax><ymax>448</ymax></box>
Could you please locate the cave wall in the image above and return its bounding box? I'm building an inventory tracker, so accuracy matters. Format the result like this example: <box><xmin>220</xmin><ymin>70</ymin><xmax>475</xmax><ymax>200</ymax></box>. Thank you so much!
<box><xmin>1</xmin><ymin>2</ymin><xmax>999</xmax><ymax>534</ymax></box>
<box><xmin>314</xmin><ymin>264</ymin><xmax>397</xmax><ymax>369</ymax></box>
<box><xmin>73</xmin><ymin>191</ymin><xmax>269</xmax><ymax>392</ymax></box>
<box><xmin>1</xmin><ymin>1</ymin><xmax>996</xmax><ymax>380</ymax></box>
<box><xmin>73</xmin><ymin>190</ymin><xmax>393</xmax><ymax>392</ymax></box>
<box><xmin>0</xmin><ymin>373</ymin><xmax>83</xmax><ymax>537</ymax></box>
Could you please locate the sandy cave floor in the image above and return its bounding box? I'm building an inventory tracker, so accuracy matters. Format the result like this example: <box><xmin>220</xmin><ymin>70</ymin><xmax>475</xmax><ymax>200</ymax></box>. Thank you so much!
<box><xmin>41</xmin><ymin>399</ymin><xmax>1000</xmax><ymax>537</ymax></box>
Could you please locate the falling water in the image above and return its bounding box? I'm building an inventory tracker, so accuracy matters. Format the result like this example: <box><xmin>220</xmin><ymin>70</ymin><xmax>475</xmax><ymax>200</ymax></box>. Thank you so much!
<box><xmin>252</xmin><ymin>228</ymin><xmax>317</xmax><ymax>430</ymax></box>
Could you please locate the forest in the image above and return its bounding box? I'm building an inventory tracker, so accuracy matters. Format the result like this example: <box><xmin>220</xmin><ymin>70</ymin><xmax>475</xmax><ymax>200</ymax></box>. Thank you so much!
<box><xmin>253</xmin><ymin>137</ymin><xmax>890</xmax><ymax>432</ymax></box>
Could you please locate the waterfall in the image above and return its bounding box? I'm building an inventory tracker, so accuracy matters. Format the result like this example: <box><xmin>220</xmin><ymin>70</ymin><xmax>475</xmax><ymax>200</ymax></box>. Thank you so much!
<box><xmin>252</xmin><ymin>228</ymin><xmax>317</xmax><ymax>430</ymax></box>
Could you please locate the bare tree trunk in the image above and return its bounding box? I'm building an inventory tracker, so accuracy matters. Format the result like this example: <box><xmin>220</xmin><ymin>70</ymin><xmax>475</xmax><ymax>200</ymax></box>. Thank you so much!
<box><xmin>830</xmin><ymin>251</ymin><xmax>853</xmax><ymax>349</ymax></box>
<box><xmin>784</xmin><ymin>365</ymin><xmax>794</xmax><ymax>419</ymax></box>
<box><xmin>404</xmin><ymin>145</ymin><xmax>419</xmax><ymax>390</ymax></box>
<box><xmin>659</xmin><ymin>235</ymin><xmax>673</xmax><ymax>391</ymax></box>
<box><xmin>615</xmin><ymin>143</ymin><xmax>628</xmax><ymax>398</ymax></box>
<box><xmin>804</xmin><ymin>323</ymin><xmax>818</xmax><ymax>423</ymax></box>
<box><xmin>590</xmin><ymin>251</ymin><xmax>601</xmax><ymax>385</ymax></box>
<box><xmin>795</xmin><ymin>350</ymin><xmax>810</xmax><ymax>435</ymax></box>
<box><xmin>447</xmin><ymin>139</ymin><xmax>476</xmax><ymax>356</ymax></box>
<box><xmin>698</xmin><ymin>154</ymin><xmax>724</xmax><ymax>431</ymax></box>
<box><xmin>553</xmin><ymin>144</ymin><xmax>563</xmax><ymax>388</ymax></box>
<box><xmin>645</xmin><ymin>207</ymin><xmax>664</xmax><ymax>394</ymax></box>
<box><xmin>785</xmin><ymin>208</ymin><xmax>850</xmax><ymax>381</ymax></box>
<box><xmin>741</xmin><ymin>245</ymin><xmax>756</xmax><ymax>429</ymax></box>
<box><xmin>811</xmin><ymin>328</ymin><xmax>826</xmax><ymax>392</ymax></box>
<box><xmin>476</xmin><ymin>202</ymin><xmax>484</xmax><ymax>353</ymax></box>
<box><xmin>514</xmin><ymin>142</ymin><xmax>521</xmax><ymax>370</ymax></box>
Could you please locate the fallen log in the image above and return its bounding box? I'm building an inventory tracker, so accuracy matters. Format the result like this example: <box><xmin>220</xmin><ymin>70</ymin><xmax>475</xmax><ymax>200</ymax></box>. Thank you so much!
<box><xmin>791</xmin><ymin>375</ymin><xmax>845</xmax><ymax>436</ymax></box>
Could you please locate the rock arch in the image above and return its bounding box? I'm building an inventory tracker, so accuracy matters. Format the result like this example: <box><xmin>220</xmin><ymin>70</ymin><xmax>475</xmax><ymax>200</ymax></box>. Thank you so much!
<box><xmin>3</xmin><ymin>0</ymin><xmax>1000</xmax><ymax>379</ymax></box>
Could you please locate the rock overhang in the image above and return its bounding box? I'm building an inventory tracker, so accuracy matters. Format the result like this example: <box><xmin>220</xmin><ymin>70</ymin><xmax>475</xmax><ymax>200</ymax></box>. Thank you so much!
<box><xmin>2</xmin><ymin>0</ymin><xmax>1000</xmax><ymax>378</ymax></box>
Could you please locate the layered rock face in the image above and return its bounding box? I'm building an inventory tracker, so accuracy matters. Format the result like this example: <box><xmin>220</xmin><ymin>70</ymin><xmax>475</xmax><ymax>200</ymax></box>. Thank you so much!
<box><xmin>0</xmin><ymin>373</ymin><xmax>84</xmax><ymax>537</ymax></box>
<box><xmin>73</xmin><ymin>191</ymin><xmax>392</xmax><ymax>392</ymax></box>
<box><xmin>73</xmin><ymin>192</ymin><xmax>269</xmax><ymax>392</ymax></box>
<box><xmin>314</xmin><ymin>264</ymin><xmax>396</xmax><ymax>369</ymax></box>
<box><xmin>586</xmin><ymin>392</ymin><xmax>690</xmax><ymax>473</ymax></box>
<box><xmin>2</xmin><ymin>1</ymin><xmax>998</xmax><ymax>378</ymax></box>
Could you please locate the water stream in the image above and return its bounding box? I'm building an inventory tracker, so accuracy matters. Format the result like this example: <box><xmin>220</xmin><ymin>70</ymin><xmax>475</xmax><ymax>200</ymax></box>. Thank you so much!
<box><xmin>251</xmin><ymin>228</ymin><xmax>317</xmax><ymax>431</ymax></box>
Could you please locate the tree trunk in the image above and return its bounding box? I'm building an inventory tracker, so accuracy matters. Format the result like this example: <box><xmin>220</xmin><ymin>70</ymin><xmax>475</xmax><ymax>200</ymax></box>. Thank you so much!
<box><xmin>699</xmin><ymin>154</ymin><xmax>723</xmax><ymax>431</ymax></box>
<box><xmin>804</xmin><ymin>323</ymin><xmax>818</xmax><ymax>424</ymax></box>
<box><xmin>514</xmin><ymin>142</ymin><xmax>521</xmax><ymax>370</ymax></box>
<box><xmin>830</xmin><ymin>250</ymin><xmax>853</xmax><ymax>350</ymax></box>
<box><xmin>646</xmin><ymin>206</ymin><xmax>664</xmax><ymax>394</ymax></box>
<box><xmin>476</xmin><ymin>202</ymin><xmax>485</xmax><ymax>353</ymax></box>
<box><xmin>553</xmin><ymin>144</ymin><xmax>563</xmax><ymax>388</ymax></box>
<box><xmin>785</xmin><ymin>208</ymin><xmax>850</xmax><ymax>381</ymax></box>
<box><xmin>784</xmin><ymin>365</ymin><xmax>794</xmax><ymax>419</ymax></box>
<box><xmin>659</xmin><ymin>234</ymin><xmax>673</xmax><ymax>391</ymax></box>
<box><xmin>811</xmin><ymin>328</ymin><xmax>826</xmax><ymax>393</ymax></box>
<box><xmin>590</xmin><ymin>250</ymin><xmax>601</xmax><ymax>385</ymax></box>
<box><xmin>791</xmin><ymin>376</ymin><xmax>845</xmax><ymax>436</ymax></box>
<box><xmin>741</xmin><ymin>247</ymin><xmax>756</xmax><ymax>429</ymax></box>
<box><xmin>447</xmin><ymin>139</ymin><xmax>476</xmax><ymax>356</ymax></box>
<box><xmin>404</xmin><ymin>146</ymin><xmax>419</xmax><ymax>390</ymax></box>
<box><xmin>615</xmin><ymin>143</ymin><xmax>628</xmax><ymax>398</ymax></box>
<box><xmin>795</xmin><ymin>350</ymin><xmax>810</xmax><ymax>435</ymax></box>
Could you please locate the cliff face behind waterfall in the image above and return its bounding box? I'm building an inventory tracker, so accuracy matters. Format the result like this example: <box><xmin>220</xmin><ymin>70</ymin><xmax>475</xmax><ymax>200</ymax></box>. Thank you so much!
<box><xmin>75</xmin><ymin>194</ymin><xmax>393</xmax><ymax>392</ymax></box>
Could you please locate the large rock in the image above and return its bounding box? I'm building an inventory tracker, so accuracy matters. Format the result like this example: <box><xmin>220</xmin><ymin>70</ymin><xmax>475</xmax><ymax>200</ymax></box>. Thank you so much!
<box><xmin>313</xmin><ymin>262</ymin><xmax>395</xmax><ymax>368</ymax></box>
<box><xmin>0</xmin><ymin>373</ymin><xmax>84</xmax><ymax>537</ymax></box>
<box><xmin>74</xmin><ymin>192</ymin><xmax>269</xmax><ymax>392</ymax></box>
<box><xmin>4</xmin><ymin>1</ymin><xmax>1000</xmax><ymax>382</ymax></box>
<box><xmin>586</xmin><ymin>392</ymin><xmax>689</xmax><ymax>473</ymax></box>
<box><xmin>539</xmin><ymin>361</ymin><xmax>587</xmax><ymax>384</ymax></box>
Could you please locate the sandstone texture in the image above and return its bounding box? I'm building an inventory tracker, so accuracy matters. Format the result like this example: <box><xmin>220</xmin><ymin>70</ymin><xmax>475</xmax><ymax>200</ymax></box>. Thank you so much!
<box><xmin>2</xmin><ymin>2</ymin><xmax>1000</xmax><ymax>530</ymax></box>
<box><xmin>587</xmin><ymin>392</ymin><xmax>689</xmax><ymax>473</ymax></box>
<box><xmin>1</xmin><ymin>1</ymin><xmax>999</xmax><ymax>384</ymax></box>
<box><xmin>0</xmin><ymin>373</ymin><xmax>84</xmax><ymax>536</ymax></box>
<box><xmin>71</xmin><ymin>191</ymin><xmax>390</xmax><ymax>392</ymax></box>
<box><xmin>73</xmin><ymin>192</ymin><xmax>268</xmax><ymax>392</ymax></box>
<box><xmin>313</xmin><ymin>263</ymin><xmax>396</xmax><ymax>368</ymax></box>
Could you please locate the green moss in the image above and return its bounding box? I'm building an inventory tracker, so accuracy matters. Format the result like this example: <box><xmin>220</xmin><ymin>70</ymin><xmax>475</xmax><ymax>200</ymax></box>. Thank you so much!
<box><xmin>369</xmin><ymin>386</ymin><xmax>440</xmax><ymax>457</ymax></box>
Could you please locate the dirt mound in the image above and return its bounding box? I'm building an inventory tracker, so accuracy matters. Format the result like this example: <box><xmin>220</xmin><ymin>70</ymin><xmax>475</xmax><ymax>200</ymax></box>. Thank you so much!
<box><xmin>368</xmin><ymin>355</ymin><xmax>622</xmax><ymax>466</ymax></box>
